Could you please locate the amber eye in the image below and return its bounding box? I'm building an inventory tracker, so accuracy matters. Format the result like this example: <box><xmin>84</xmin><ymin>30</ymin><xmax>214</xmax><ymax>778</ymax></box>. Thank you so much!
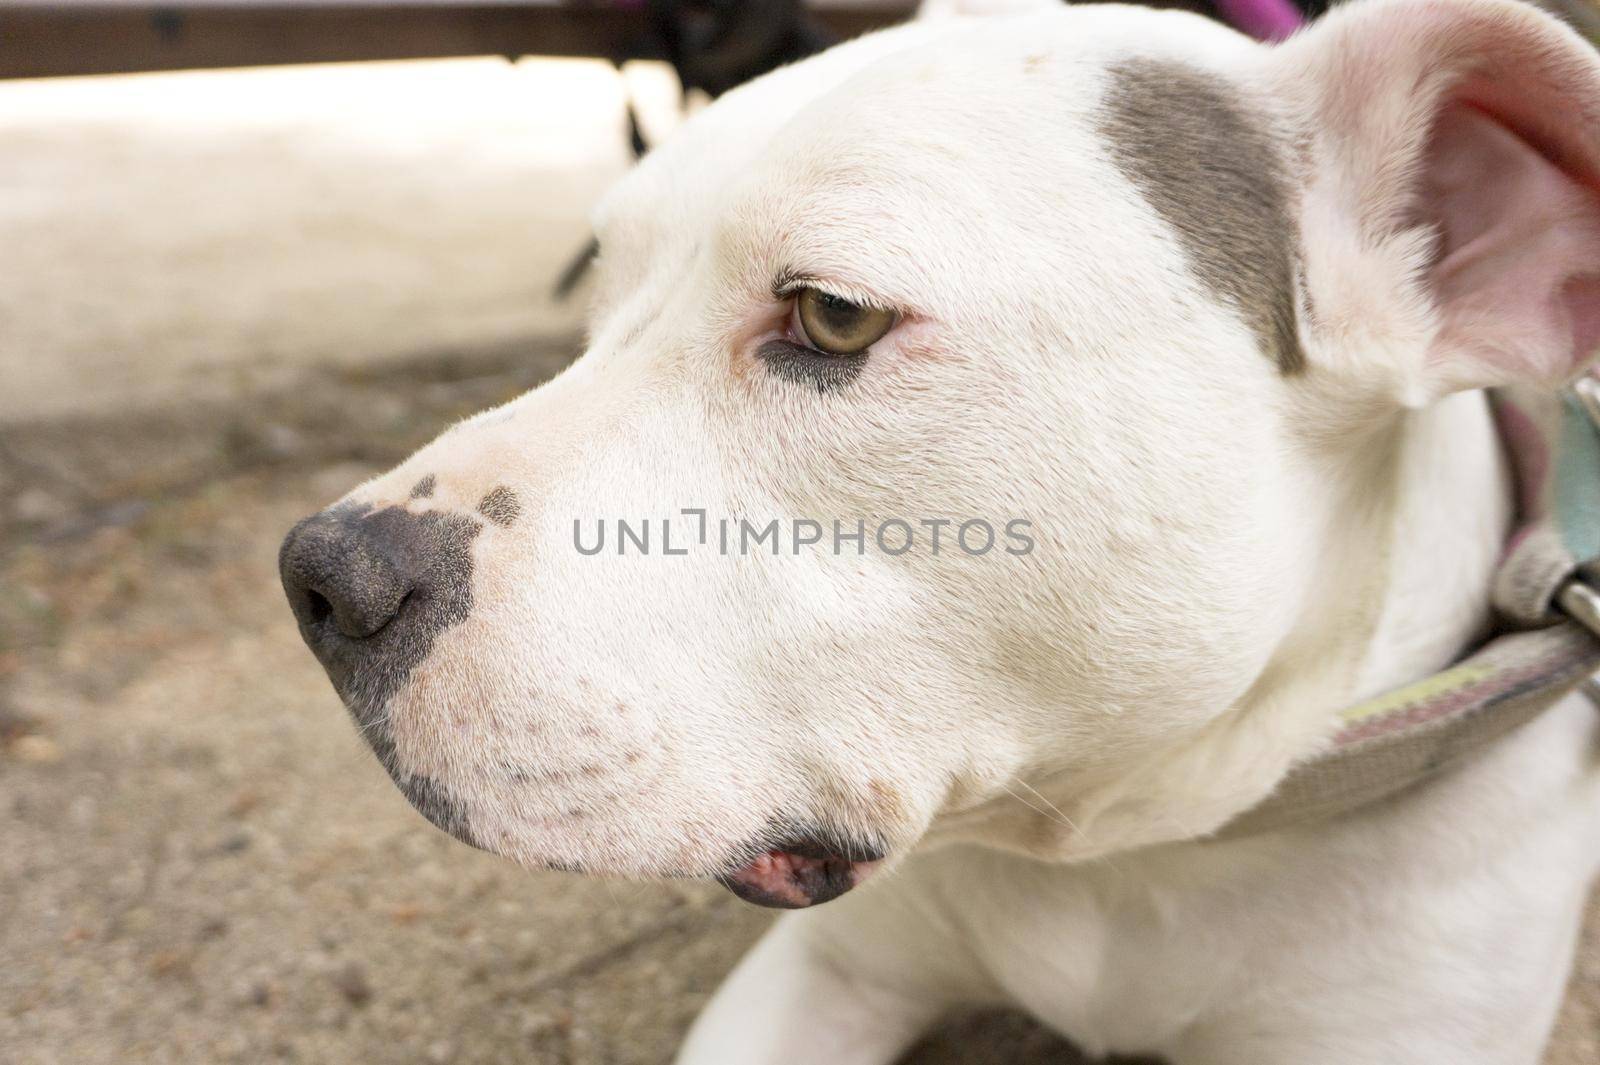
<box><xmin>795</xmin><ymin>287</ymin><xmax>896</xmax><ymax>356</ymax></box>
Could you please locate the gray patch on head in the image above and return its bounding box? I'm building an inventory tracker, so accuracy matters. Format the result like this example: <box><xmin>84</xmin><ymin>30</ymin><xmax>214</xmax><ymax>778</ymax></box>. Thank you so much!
<box><xmin>477</xmin><ymin>486</ymin><xmax>521</xmax><ymax>528</ymax></box>
<box><xmin>1098</xmin><ymin>57</ymin><xmax>1305</xmax><ymax>374</ymax></box>
<box><xmin>409</xmin><ymin>475</ymin><xmax>436</xmax><ymax>500</ymax></box>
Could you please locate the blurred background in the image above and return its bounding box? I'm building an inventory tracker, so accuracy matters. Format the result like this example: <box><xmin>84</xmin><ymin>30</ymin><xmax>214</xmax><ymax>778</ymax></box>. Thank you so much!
<box><xmin>1</xmin><ymin>2</ymin><xmax>1597</xmax><ymax>1063</ymax></box>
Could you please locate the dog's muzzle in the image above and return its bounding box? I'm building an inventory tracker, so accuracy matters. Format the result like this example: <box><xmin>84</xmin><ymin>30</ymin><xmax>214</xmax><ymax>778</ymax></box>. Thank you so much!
<box><xmin>278</xmin><ymin>502</ymin><xmax>482</xmax><ymax>842</ymax></box>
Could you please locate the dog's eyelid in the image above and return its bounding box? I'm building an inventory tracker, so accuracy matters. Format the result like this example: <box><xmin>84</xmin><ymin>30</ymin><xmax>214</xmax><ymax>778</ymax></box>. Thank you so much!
<box><xmin>769</xmin><ymin>271</ymin><xmax>896</xmax><ymax>316</ymax></box>
<box><xmin>770</xmin><ymin>269</ymin><xmax>813</xmax><ymax>302</ymax></box>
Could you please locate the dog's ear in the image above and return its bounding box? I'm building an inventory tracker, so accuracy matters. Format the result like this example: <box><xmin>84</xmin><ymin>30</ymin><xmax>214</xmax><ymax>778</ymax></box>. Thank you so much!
<box><xmin>1274</xmin><ymin>0</ymin><xmax>1600</xmax><ymax>402</ymax></box>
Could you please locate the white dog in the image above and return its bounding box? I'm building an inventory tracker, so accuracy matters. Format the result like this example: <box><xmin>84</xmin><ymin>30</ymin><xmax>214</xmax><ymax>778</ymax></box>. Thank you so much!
<box><xmin>279</xmin><ymin>0</ymin><xmax>1600</xmax><ymax>1060</ymax></box>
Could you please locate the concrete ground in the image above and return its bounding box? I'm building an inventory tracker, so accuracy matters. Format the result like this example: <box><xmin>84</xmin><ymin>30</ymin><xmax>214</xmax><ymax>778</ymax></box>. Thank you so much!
<box><xmin>0</xmin><ymin>55</ymin><xmax>684</xmax><ymax>422</ymax></box>
<box><xmin>1</xmin><ymin>57</ymin><xmax>1598</xmax><ymax>1065</ymax></box>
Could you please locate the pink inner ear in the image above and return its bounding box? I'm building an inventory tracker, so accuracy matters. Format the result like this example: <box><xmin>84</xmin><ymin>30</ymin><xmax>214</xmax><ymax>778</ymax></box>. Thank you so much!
<box><xmin>1425</xmin><ymin>101</ymin><xmax>1600</xmax><ymax>388</ymax></box>
<box><xmin>1564</xmin><ymin>274</ymin><xmax>1600</xmax><ymax>360</ymax></box>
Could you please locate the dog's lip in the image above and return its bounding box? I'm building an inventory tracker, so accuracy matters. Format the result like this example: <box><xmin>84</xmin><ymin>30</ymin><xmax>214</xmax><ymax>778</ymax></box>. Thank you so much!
<box><xmin>716</xmin><ymin>838</ymin><xmax>885</xmax><ymax>909</ymax></box>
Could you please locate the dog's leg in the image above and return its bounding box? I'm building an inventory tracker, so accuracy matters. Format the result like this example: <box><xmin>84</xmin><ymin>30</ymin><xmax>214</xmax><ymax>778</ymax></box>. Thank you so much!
<box><xmin>675</xmin><ymin>894</ymin><xmax>973</xmax><ymax>1065</ymax></box>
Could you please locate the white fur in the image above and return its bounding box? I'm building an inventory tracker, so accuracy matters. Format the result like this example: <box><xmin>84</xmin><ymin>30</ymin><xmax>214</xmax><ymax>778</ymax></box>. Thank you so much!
<box><xmin>918</xmin><ymin>0</ymin><xmax>1062</xmax><ymax>16</ymax></box>
<box><xmin>332</xmin><ymin>1</ymin><xmax>1600</xmax><ymax>1060</ymax></box>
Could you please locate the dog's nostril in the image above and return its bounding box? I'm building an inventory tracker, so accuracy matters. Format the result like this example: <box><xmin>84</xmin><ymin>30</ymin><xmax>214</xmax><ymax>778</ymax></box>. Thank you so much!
<box><xmin>279</xmin><ymin>509</ymin><xmax>421</xmax><ymax>642</ymax></box>
<box><xmin>306</xmin><ymin>589</ymin><xmax>333</xmax><ymax>625</ymax></box>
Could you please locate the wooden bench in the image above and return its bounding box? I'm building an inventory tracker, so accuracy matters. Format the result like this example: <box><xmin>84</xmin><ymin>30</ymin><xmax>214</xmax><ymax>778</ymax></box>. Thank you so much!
<box><xmin>0</xmin><ymin>0</ymin><xmax>916</xmax><ymax>80</ymax></box>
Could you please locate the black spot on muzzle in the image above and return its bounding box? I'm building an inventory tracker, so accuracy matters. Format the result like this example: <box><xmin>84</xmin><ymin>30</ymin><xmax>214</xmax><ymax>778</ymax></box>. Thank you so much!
<box><xmin>279</xmin><ymin>502</ymin><xmax>481</xmax><ymax>844</ymax></box>
<box><xmin>476</xmin><ymin>486</ymin><xmax>521</xmax><ymax>528</ymax></box>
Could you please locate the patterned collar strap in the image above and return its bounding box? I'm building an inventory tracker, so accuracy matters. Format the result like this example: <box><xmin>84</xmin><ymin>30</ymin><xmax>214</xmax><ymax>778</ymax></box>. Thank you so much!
<box><xmin>1219</xmin><ymin>379</ymin><xmax>1600</xmax><ymax>839</ymax></box>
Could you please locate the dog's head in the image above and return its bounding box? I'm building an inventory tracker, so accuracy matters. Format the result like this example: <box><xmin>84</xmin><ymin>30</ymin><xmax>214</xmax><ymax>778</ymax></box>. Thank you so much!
<box><xmin>281</xmin><ymin>0</ymin><xmax>1600</xmax><ymax>906</ymax></box>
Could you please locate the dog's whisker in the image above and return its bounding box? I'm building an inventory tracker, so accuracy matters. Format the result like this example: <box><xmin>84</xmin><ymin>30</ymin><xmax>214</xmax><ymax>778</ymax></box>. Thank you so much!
<box><xmin>353</xmin><ymin>713</ymin><xmax>392</xmax><ymax>740</ymax></box>
<box><xmin>600</xmin><ymin>875</ymin><xmax>624</xmax><ymax>912</ymax></box>
<box><xmin>1000</xmin><ymin>782</ymin><xmax>1077</xmax><ymax>836</ymax></box>
<box><xmin>1003</xmin><ymin>782</ymin><xmax>1130</xmax><ymax>876</ymax></box>
<box><xmin>1012</xmin><ymin>779</ymin><xmax>1084</xmax><ymax>838</ymax></box>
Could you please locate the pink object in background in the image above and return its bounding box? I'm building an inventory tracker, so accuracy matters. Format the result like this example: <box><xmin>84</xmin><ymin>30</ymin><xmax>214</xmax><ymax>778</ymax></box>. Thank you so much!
<box><xmin>1212</xmin><ymin>0</ymin><xmax>1306</xmax><ymax>40</ymax></box>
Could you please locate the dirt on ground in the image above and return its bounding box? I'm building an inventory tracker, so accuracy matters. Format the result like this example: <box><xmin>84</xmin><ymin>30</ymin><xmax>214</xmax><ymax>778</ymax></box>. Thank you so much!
<box><xmin>2</xmin><ymin>342</ymin><xmax>1598</xmax><ymax>1065</ymax></box>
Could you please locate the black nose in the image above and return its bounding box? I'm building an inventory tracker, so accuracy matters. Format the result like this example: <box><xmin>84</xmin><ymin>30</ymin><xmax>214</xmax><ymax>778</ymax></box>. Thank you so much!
<box><xmin>278</xmin><ymin>502</ymin><xmax>481</xmax><ymax>704</ymax></box>
<box><xmin>280</xmin><ymin>508</ymin><xmax>416</xmax><ymax>639</ymax></box>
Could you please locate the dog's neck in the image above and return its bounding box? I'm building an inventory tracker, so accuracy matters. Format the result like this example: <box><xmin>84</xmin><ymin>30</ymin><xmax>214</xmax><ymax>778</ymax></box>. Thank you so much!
<box><xmin>941</xmin><ymin>390</ymin><xmax>1514</xmax><ymax>861</ymax></box>
<box><xmin>1348</xmin><ymin>390</ymin><xmax>1512</xmax><ymax>698</ymax></box>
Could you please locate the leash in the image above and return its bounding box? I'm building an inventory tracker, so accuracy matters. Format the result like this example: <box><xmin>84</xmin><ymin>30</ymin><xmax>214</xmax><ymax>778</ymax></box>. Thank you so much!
<box><xmin>1219</xmin><ymin>378</ymin><xmax>1600</xmax><ymax>838</ymax></box>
